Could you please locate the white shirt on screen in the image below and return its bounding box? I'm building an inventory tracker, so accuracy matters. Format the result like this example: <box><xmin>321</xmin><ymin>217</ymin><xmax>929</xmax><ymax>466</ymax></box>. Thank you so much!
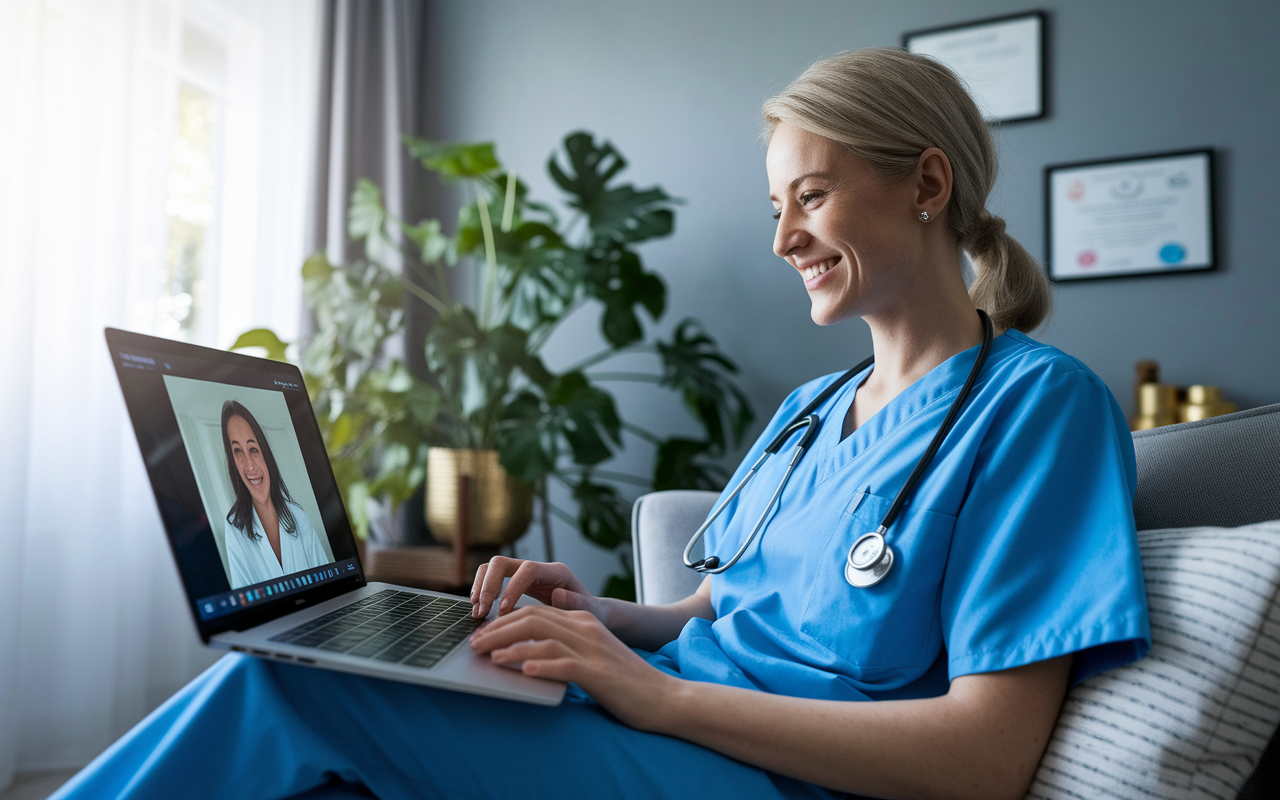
<box><xmin>223</xmin><ymin>498</ymin><xmax>331</xmax><ymax>589</ymax></box>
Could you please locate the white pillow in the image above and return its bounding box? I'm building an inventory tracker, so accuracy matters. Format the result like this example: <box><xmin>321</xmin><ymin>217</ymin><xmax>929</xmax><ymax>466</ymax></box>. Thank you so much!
<box><xmin>1028</xmin><ymin>521</ymin><xmax>1280</xmax><ymax>800</ymax></box>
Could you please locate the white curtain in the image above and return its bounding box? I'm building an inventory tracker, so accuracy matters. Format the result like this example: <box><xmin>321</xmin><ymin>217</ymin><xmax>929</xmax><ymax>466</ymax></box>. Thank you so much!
<box><xmin>0</xmin><ymin>0</ymin><xmax>321</xmax><ymax>781</ymax></box>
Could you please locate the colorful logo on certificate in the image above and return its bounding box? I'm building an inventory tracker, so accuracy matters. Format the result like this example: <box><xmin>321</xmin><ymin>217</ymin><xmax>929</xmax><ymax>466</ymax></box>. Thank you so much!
<box><xmin>1067</xmin><ymin>180</ymin><xmax>1085</xmax><ymax>201</ymax></box>
<box><xmin>1159</xmin><ymin>243</ymin><xmax>1186</xmax><ymax>264</ymax></box>
<box><xmin>1077</xmin><ymin>250</ymin><xmax>1097</xmax><ymax>268</ymax></box>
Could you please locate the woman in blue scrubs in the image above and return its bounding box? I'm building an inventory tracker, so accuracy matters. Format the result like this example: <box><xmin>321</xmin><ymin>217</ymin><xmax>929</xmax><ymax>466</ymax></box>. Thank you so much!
<box><xmin>54</xmin><ymin>48</ymin><xmax>1149</xmax><ymax>800</ymax></box>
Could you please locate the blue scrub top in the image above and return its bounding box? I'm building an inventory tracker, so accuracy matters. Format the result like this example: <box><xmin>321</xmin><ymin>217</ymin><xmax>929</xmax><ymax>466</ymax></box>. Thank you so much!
<box><xmin>643</xmin><ymin>330</ymin><xmax>1150</xmax><ymax>702</ymax></box>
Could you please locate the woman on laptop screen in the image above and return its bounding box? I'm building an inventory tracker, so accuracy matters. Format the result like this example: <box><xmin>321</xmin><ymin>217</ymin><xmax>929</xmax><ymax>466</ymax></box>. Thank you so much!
<box><xmin>221</xmin><ymin>400</ymin><xmax>329</xmax><ymax>588</ymax></box>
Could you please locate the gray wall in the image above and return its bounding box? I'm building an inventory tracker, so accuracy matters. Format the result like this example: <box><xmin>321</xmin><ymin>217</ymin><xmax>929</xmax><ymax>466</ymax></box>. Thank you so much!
<box><xmin>422</xmin><ymin>0</ymin><xmax>1280</xmax><ymax>590</ymax></box>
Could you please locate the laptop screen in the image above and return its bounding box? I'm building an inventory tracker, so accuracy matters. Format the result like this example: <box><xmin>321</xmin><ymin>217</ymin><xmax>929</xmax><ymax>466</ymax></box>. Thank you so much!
<box><xmin>106</xmin><ymin>328</ymin><xmax>364</xmax><ymax>640</ymax></box>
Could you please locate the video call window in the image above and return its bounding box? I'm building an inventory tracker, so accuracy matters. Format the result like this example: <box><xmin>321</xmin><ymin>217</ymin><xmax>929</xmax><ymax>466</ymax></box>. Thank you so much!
<box><xmin>163</xmin><ymin>375</ymin><xmax>334</xmax><ymax>589</ymax></box>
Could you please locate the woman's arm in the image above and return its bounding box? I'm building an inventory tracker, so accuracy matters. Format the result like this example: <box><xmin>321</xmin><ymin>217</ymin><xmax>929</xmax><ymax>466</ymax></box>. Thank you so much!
<box><xmin>653</xmin><ymin>654</ymin><xmax>1069</xmax><ymax>800</ymax></box>
<box><xmin>470</xmin><ymin>605</ymin><xmax>1070</xmax><ymax>800</ymax></box>
<box><xmin>581</xmin><ymin>578</ymin><xmax>714</xmax><ymax>651</ymax></box>
<box><xmin>471</xmin><ymin>557</ymin><xmax>715</xmax><ymax>650</ymax></box>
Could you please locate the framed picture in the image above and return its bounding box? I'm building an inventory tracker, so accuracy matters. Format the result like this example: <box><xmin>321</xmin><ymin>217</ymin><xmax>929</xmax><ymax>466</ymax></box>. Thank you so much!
<box><xmin>904</xmin><ymin>11</ymin><xmax>1046</xmax><ymax>124</ymax></box>
<box><xmin>1045</xmin><ymin>149</ymin><xmax>1216</xmax><ymax>282</ymax></box>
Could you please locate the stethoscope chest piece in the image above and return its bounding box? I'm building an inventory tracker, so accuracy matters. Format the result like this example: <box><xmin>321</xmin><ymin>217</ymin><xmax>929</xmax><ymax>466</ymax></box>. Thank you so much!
<box><xmin>845</xmin><ymin>531</ymin><xmax>893</xmax><ymax>588</ymax></box>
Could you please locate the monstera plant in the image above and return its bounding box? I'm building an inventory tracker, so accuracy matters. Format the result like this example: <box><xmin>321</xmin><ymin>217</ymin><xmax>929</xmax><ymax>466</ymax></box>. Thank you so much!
<box><xmin>235</xmin><ymin>131</ymin><xmax>752</xmax><ymax>597</ymax></box>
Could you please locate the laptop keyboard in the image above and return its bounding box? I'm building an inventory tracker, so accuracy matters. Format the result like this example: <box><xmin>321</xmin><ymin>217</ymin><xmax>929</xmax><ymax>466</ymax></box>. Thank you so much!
<box><xmin>269</xmin><ymin>590</ymin><xmax>480</xmax><ymax>669</ymax></box>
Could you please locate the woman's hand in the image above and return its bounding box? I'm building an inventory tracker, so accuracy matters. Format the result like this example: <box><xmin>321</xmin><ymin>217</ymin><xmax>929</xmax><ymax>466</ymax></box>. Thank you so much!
<box><xmin>469</xmin><ymin>604</ymin><xmax>677</xmax><ymax>731</ymax></box>
<box><xmin>470</xmin><ymin>556</ymin><xmax>601</xmax><ymax>621</ymax></box>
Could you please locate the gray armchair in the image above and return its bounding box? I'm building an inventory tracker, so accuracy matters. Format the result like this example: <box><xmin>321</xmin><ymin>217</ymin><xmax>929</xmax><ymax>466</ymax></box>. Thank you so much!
<box><xmin>631</xmin><ymin>403</ymin><xmax>1280</xmax><ymax>799</ymax></box>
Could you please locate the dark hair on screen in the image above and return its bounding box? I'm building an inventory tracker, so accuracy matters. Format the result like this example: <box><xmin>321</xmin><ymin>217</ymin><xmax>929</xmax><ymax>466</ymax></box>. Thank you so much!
<box><xmin>221</xmin><ymin>400</ymin><xmax>298</xmax><ymax>541</ymax></box>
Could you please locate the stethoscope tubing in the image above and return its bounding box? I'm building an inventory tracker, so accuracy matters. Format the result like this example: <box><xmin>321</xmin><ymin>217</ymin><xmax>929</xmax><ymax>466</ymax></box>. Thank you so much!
<box><xmin>684</xmin><ymin>309</ymin><xmax>994</xmax><ymax>578</ymax></box>
<box><xmin>877</xmin><ymin>310</ymin><xmax>994</xmax><ymax>533</ymax></box>
<box><xmin>682</xmin><ymin>416</ymin><xmax>820</xmax><ymax>574</ymax></box>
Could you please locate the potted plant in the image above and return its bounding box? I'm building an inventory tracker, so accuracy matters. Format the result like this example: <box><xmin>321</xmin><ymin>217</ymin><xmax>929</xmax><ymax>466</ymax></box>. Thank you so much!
<box><xmin>235</xmin><ymin>131</ymin><xmax>752</xmax><ymax>598</ymax></box>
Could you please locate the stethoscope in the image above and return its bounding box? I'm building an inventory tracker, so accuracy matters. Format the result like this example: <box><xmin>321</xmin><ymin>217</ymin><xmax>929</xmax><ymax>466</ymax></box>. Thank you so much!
<box><xmin>683</xmin><ymin>309</ymin><xmax>994</xmax><ymax>589</ymax></box>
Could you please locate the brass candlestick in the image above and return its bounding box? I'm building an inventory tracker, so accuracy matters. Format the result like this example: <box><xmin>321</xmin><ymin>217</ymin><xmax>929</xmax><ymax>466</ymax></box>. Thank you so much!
<box><xmin>1131</xmin><ymin>360</ymin><xmax>1237</xmax><ymax>430</ymax></box>
<box><xmin>1133</xmin><ymin>382</ymin><xmax>1179</xmax><ymax>430</ymax></box>
<box><xmin>1180</xmin><ymin>385</ymin><xmax>1237</xmax><ymax>422</ymax></box>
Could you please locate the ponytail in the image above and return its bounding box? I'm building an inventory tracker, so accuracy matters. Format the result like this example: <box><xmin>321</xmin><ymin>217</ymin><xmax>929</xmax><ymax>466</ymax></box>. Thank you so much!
<box><xmin>763</xmin><ymin>48</ymin><xmax>1053</xmax><ymax>332</ymax></box>
<box><xmin>964</xmin><ymin>213</ymin><xmax>1052</xmax><ymax>333</ymax></box>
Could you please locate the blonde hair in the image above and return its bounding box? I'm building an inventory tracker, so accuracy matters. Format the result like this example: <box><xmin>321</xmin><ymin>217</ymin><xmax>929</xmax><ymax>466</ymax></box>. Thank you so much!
<box><xmin>762</xmin><ymin>48</ymin><xmax>1051</xmax><ymax>332</ymax></box>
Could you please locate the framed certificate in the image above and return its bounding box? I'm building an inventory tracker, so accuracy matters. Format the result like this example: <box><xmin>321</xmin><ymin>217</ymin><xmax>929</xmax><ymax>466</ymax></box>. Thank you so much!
<box><xmin>904</xmin><ymin>11</ymin><xmax>1046</xmax><ymax>123</ymax></box>
<box><xmin>1045</xmin><ymin>150</ymin><xmax>1216</xmax><ymax>282</ymax></box>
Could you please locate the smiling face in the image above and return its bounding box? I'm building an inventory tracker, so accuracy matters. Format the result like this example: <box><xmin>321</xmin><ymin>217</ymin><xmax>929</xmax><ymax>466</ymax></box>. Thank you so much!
<box><xmin>767</xmin><ymin>122</ymin><xmax>927</xmax><ymax>326</ymax></box>
<box><xmin>226</xmin><ymin>415</ymin><xmax>271</xmax><ymax>505</ymax></box>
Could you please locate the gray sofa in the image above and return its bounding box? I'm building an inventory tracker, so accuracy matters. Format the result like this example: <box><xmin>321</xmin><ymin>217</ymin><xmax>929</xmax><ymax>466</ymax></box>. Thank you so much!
<box><xmin>631</xmin><ymin>403</ymin><xmax>1280</xmax><ymax>799</ymax></box>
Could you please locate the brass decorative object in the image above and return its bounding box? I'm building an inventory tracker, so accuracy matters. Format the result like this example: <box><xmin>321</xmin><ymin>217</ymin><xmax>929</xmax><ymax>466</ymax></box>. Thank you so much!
<box><xmin>1180</xmin><ymin>385</ymin><xmax>1237</xmax><ymax>423</ymax></box>
<box><xmin>1134</xmin><ymin>383</ymin><xmax>1179</xmax><ymax>431</ymax></box>
<box><xmin>425</xmin><ymin>448</ymin><xmax>532</xmax><ymax>546</ymax></box>
<box><xmin>1131</xmin><ymin>360</ymin><xmax>1238</xmax><ymax>430</ymax></box>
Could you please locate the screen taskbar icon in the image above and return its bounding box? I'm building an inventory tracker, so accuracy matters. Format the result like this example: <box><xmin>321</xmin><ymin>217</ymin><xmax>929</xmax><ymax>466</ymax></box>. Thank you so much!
<box><xmin>196</xmin><ymin>558</ymin><xmax>360</xmax><ymax>621</ymax></box>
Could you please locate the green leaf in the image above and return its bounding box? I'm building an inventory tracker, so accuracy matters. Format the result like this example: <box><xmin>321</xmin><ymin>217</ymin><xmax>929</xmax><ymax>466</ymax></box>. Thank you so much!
<box><xmin>346</xmin><ymin>479</ymin><xmax>370</xmax><ymax>539</ymax></box>
<box><xmin>571</xmin><ymin>475</ymin><xmax>630</xmax><ymax>549</ymax></box>
<box><xmin>402</xmin><ymin>218</ymin><xmax>449</xmax><ymax>264</ymax></box>
<box><xmin>653</xmin><ymin>437</ymin><xmax>729</xmax><ymax>491</ymax></box>
<box><xmin>301</xmin><ymin>251</ymin><xmax>335</xmax><ymax>284</ymax></box>
<box><xmin>426</xmin><ymin>308</ymin><xmax>551</xmax><ymax>445</ymax></box>
<box><xmin>656</xmin><ymin>319</ymin><xmax>753</xmax><ymax>450</ymax></box>
<box><xmin>584</xmin><ymin>248</ymin><xmax>666</xmax><ymax>347</ymax></box>
<box><xmin>329</xmin><ymin>456</ymin><xmax>369</xmax><ymax>539</ymax></box>
<box><xmin>546</xmin><ymin>371</ymin><xmax>621</xmax><ymax>465</ymax></box>
<box><xmin>496</xmin><ymin>391</ymin><xmax>557</xmax><ymax>482</ymax></box>
<box><xmin>230</xmin><ymin>328</ymin><xmax>290</xmax><ymax>362</ymax></box>
<box><xmin>328</xmin><ymin>412</ymin><xmax>358</xmax><ymax>453</ymax></box>
<box><xmin>587</xmin><ymin>187</ymin><xmax>675</xmax><ymax>244</ymax></box>
<box><xmin>497</xmin><ymin>225</ymin><xmax>583</xmax><ymax>331</ymax></box>
<box><xmin>368</xmin><ymin>440</ymin><xmax>417</xmax><ymax>505</ymax></box>
<box><xmin>405</xmin><ymin>381</ymin><xmax>442</xmax><ymax>430</ymax></box>
<box><xmin>503</xmin><ymin>249</ymin><xmax>583</xmax><ymax>331</ymax></box>
<box><xmin>403</xmin><ymin>136</ymin><xmax>500</xmax><ymax>179</ymax></box>
<box><xmin>548</xmin><ymin>131</ymin><xmax>626</xmax><ymax>200</ymax></box>
<box><xmin>548</xmin><ymin>131</ymin><xmax>678</xmax><ymax>246</ymax></box>
<box><xmin>347</xmin><ymin>179</ymin><xmax>391</xmax><ymax>263</ymax></box>
<box><xmin>494</xmin><ymin>370</ymin><xmax>622</xmax><ymax>482</ymax></box>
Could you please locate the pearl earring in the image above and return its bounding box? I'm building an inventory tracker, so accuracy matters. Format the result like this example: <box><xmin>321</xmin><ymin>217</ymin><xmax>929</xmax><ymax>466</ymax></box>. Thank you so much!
<box><xmin>919</xmin><ymin>211</ymin><xmax>930</xmax><ymax>222</ymax></box>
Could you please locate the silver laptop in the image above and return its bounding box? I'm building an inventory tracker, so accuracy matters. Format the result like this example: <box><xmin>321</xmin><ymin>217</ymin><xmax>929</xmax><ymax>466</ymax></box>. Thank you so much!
<box><xmin>106</xmin><ymin>328</ymin><xmax>565</xmax><ymax>706</ymax></box>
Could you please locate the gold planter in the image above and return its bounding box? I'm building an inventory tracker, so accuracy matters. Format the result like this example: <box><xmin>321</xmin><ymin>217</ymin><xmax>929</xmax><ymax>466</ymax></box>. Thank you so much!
<box><xmin>425</xmin><ymin>447</ymin><xmax>532</xmax><ymax>546</ymax></box>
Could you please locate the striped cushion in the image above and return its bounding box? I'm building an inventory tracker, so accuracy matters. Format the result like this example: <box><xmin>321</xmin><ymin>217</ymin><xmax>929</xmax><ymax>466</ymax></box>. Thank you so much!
<box><xmin>1028</xmin><ymin>521</ymin><xmax>1280</xmax><ymax>800</ymax></box>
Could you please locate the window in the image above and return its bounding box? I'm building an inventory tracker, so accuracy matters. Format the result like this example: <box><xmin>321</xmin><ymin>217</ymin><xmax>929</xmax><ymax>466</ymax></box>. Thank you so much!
<box><xmin>145</xmin><ymin>7</ymin><xmax>239</xmax><ymax>342</ymax></box>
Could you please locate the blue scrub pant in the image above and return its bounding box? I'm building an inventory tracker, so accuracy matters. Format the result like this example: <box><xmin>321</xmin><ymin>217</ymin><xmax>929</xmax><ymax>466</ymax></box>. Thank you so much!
<box><xmin>50</xmin><ymin>654</ymin><xmax>837</xmax><ymax>800</ymax></box>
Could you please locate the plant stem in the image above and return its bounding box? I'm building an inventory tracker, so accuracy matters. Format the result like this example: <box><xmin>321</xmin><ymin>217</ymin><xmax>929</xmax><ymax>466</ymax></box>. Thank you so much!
<box><xmin>621</xmin><ymin>421</ymin><xmax>663</xmax><ymax>446</ymax></box>
<box><xmin>402</xmin><ymin>279</ymin><xmax>449</xmax><ymax>315</ymax></box>
<box><xmin>559</xmin><ymin>467</ymin><xmax>652</xmax><ymax>488</ymax></box>
<box><xmin>547</xmin><ymin>502</ymin><xmax>579</xmax><ymax>528</ymax></box>
<box><xmin>527</xmin><ymin>297</ymin><xmax>585</xmax><ymax>353</ymax></box>
<box><xmin>501</xmin><ymin>169</ymin><xmax>517</xmax><ymax>232</ymax></box>
<box><xmin>562</xmin><ymin>211</ymin><xmax>584</xmax><ymax>246</ymax></box>
<box><xmin>476</xmin><ymin>190</ymin><xmax>498</xmax><ymax>328</ymax></box>
<box><xmin>434</xmin><ymin>260</ymin><xmax>452</xmax><ymax>305</ymax></box>
<box><xmin>564</xmin><ymin>343</ymin><xmax>651</xmax><ymax>373</ymax></box>
<box><xmin>539</xmin><ymin>479</ymin><xmax>555</xmax><ymax>562</ymax></box>
<box><xmin>586</xmin><ymin>371</ymin><xmax>662</xmax><ymax>383</ymax></box>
